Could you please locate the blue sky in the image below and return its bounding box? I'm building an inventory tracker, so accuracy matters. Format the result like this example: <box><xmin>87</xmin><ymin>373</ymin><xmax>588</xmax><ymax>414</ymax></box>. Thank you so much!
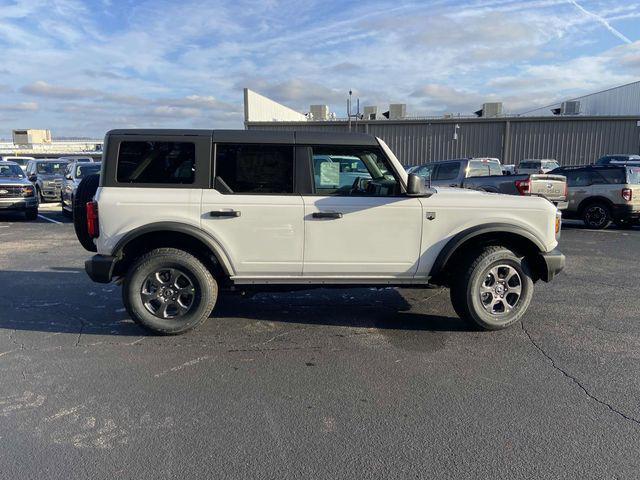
<box><xmin>0</xmin><ymin>0</ymin><xmax>639</xmax><ymax>138</ymax></box>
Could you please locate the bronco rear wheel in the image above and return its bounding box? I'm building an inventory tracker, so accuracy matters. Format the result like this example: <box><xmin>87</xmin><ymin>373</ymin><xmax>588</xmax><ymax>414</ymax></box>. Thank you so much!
<box><xmin>450</xmin><ymin>245</ymin><xmax>534</xmax><ymax>330</ymax></box>
<box><xmin>123</xmin><ymin>248</ymin><xmax>218</xmax><ymax>335</ymax></box>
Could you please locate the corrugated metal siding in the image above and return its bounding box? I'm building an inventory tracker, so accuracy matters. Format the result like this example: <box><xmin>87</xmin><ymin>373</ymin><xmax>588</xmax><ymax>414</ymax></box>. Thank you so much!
<box><xmin>248</xmin><ymin>117</ymin><xmax>640</xmax><ymax>166</ymax></box>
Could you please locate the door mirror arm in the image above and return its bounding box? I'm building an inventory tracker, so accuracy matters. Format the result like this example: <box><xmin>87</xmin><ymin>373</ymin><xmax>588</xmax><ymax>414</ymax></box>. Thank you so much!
<box><xmin>406</xmin><ymin>173</ymin><xmax>435</xmax><ymax>197</ymax></box>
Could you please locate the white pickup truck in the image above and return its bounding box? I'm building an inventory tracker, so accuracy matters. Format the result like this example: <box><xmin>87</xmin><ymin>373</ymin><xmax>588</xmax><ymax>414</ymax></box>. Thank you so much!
<box><xmin>76</xmin><ymin>129</ymin><xmax>564</xmax><ymax>335</ymax></box>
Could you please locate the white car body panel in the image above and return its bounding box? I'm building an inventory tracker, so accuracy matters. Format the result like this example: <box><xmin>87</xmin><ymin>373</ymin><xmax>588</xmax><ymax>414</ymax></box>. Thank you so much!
<box><xmin>94</xmin><ymin>136</ymin><xmax>559</xmax><ymax>284</ymax></box>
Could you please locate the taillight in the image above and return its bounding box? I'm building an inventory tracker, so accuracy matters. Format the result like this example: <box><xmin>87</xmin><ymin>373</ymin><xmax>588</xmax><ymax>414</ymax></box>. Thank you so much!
<box><xmin>86</xmin><ymin>201</ymin><xmax>99</xmax><ymax>238</ymax></box>
<box><xmin>515</xmin><ymin>179</ymin><xmax>530</xmax><ymax>195</ymax></box>
<box><xmin>563</xmin><ymin>182</ymin><xmax>568</xmax><ymax>198</ymax></box>
<box><xmin>622</xmin><ymin>188</ymin><xmax>632</xmax><ymax>202</ymax></box>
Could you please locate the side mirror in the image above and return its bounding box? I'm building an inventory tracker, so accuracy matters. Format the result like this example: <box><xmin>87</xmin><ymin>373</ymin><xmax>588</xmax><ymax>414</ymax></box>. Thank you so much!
<box><xmin>28</xmin><ymin>174</ymin><xmax>37</xmax><ymax>182</ymax></box>
<box><xmin>407</xmin><ymin>173</ymin><xmax>424</xmax><ymax>195</ymax></box>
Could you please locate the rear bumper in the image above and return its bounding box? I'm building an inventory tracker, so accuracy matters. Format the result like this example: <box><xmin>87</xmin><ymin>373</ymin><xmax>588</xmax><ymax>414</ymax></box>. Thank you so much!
<box><xmin>85</xmin><ymin>254</ymin><xmax>117</xmax><ymax>283</ymax></box>
<box><xmin>0</xmin><ymin>197</ymin><xmax>38</xmax><ymax>211</ymax></box>
<box><xmin>539</xmin><ymin>249</ymin><xmax>565</xmax><ymax>282</ymax></box>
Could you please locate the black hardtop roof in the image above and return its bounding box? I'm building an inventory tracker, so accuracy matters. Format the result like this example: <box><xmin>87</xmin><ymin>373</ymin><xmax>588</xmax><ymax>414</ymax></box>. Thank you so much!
<box><xmin>553</xmin><ymin>164</ymin><xmax>631</xmax><ymax>171</ymax></box>
<box><xmin>106</xmin><ymin>129</ymin><xmax>379</xmax><ymax>146</ymax></box>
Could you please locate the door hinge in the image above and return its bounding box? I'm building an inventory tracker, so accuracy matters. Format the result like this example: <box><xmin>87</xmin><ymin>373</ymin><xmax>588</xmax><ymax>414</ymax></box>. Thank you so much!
<box><xmin>426</xmin><ymin>212</ymin><xmax>436</xmax><ymax>221</ymax></box>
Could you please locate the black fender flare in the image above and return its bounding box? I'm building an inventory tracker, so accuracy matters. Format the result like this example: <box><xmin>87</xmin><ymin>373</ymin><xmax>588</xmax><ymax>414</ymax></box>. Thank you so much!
<box><xmin>429</xmin><ymin>223</ymin><xmax>546</xmax><ymax>279</ymax></box>
<box><xmin>113</xmin><ymin>222</ymin><xmax>235</xmax><ymax>276</ymax></box>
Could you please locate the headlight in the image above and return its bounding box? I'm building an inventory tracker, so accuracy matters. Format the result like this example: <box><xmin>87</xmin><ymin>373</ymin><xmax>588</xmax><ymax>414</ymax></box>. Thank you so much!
<box><xmin>22</xmin><ymin>186</ymin><xmax>34</xmax><ymax>197</ymax></box>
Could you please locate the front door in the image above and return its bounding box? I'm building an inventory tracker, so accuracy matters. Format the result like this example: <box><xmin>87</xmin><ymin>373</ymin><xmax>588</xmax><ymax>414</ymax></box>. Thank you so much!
<box><xmin>302</xmin><ymin>145</ymin><xmax>422</xmax><ymax>277</ymax></box>
<box><xmin>200</xmin><ymin>143</ymin><xmax>304</xmax><ymax>277</ymax></box>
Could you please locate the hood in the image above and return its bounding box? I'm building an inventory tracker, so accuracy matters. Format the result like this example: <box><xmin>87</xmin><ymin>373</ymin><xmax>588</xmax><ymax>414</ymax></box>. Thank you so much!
<box><xmin>0</xmin><ymin>176</ymin><xmax>32</xmax><ymax>186</ymax></box>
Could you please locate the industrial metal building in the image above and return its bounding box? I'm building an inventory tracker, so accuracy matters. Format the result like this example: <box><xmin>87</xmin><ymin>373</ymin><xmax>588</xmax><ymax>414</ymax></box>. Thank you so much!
<box><xmin>244</xmin><ymin>86</ymin><xmax>640</xmax><ymax>167</ymax></box>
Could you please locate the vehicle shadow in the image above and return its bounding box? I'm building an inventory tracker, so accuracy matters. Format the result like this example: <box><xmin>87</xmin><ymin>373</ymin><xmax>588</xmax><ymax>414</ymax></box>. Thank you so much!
<box><xmin>0</xmin><ymin>270</ymin><xmax>471</xmax><ymax>336</ymax></box>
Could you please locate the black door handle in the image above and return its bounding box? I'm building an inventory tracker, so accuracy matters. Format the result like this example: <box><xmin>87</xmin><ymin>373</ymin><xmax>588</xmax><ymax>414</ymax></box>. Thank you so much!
<box><xmin>209</xmin><ymin>210</ymin><xmax>241</xmax><ymax>218</ymax></box>
<box><xmin>312</xmin><ymin>212</ymin><xmax>343</xmax><ymax>219</ymax></box>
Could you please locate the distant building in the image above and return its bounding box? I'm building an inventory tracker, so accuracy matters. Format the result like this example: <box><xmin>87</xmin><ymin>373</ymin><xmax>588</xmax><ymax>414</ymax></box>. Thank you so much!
<box><xmin>244</xmin><ymin>85</ymin><xmax>640</xmax><ymax>167</ymax></box>
<box><xmin>12</xmin><ymin>129</ymin><xmax>52</xmax><ymax>145</ymax></box>
<box><xmin>520</xmin><ymin>80</ymin><xmax>640</xmax><ymax>117</ymax></box>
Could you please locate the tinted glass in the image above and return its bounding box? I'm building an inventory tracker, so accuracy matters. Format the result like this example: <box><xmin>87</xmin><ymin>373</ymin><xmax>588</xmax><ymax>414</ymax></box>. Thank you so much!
<box><xmin>215</xmin><ymin>144</ymin><xmax>293</xmax><ymax>194</ymax></box>
<box><xmin>413</xmin><ymin>164</ymin><xmax>434</xmax><ymax>179</ymax></box>
<box><xmin>434</xmin><ymin>162</ymin><xmax>460</xmax><ymax>180</ymax></box>
<box><xmin>311</xmin><ymin>146</ymin><xmax>399</xmax><ymax>196</ymax></box>
<box><xmin>117</xmin><ymin>141</ymin><xmax>195</xmax><ymax>184</ymax></box>
<box><xmin>76</xmin><ymin>164</ymin><xmax>101</xmax><ymax>179</ymax></box>
<box><xmin>595</xmin><ymin>169</ymin><xmax>625</xmax><ymax>184</ymax></box>
<box><xmin>519</xmin><ymin>161</ymin><xmax>539</xmax><ymax>169</ymax></box>
<box><xmin>564</xmin><ymin>170</ymin><xmax>591</xmax><ymax>187</ymax></box>
<box><xmin>543</xmin><ymin>161</ymin><xmax>560</xmax><ymax>170</ymax></box>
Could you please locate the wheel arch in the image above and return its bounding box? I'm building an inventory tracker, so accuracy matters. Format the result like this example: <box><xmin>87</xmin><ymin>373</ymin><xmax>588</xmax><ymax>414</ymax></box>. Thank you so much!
<box><xmin>429</xmin><ymin>223</ymin><xmax>546</xmax><ymax>285</ymax></box>
<box><xmin>577</xmin><ymin>196</ymin><xmax>614</xmax><ymax>215</ymax></box>
<box><xmin>112</xmin><ymin>222</ymin><xmax>235</xmax><ymax>278</ymax></box>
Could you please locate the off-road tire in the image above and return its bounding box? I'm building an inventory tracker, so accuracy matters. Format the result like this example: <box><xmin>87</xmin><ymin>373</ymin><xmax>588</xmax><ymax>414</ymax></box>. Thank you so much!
<box><xmin>25</xmin><ymin>208</ymin><xmax>38</xmax><ymax>221</ymax></box>
<box><xmin>582</xmin><ymin>201</ymin><xmax>612</xmax><ymax>230</ymax></box>
<box><xmin>123</xmin><ymin>248</ymin><xmax>218</xmax><ymax>335</ymax></box>
<box><xmin>73</xmin><ymin>173</ymin><xmax>100</xmax><ymax>252</ymax></box>
<box><xmin>449</xmin><ymin>245</ymin><xmax>534</xmax><ymax>330</ymax></box>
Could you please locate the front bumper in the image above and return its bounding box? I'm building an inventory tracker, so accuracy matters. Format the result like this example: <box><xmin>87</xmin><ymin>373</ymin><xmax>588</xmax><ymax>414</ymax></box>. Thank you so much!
<box><xmin>539</xmin><ymin>249</ymin><xmax>565</xmax><ymax>282</ymax></box>
<box><xmin>612</xmin><ymin>204</ymin><xmax>640</xmax><ymax>220</ymax></box>
<box><xmin>0</xmin><ymin>197</ymin><xmax>38</xmax><ymax>211</ymax></box>
<box><xmin>40</xmin><ymin>186</ymin><xmax>61</xmax><ymax>200</ymax></box>
<box><xmin>85</xmin><ymin>254</ymin><xmax>118</xmax><ymax>283</ymax></box>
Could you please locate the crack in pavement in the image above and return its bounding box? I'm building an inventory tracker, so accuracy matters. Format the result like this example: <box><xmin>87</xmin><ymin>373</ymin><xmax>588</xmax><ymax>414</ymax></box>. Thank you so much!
<box><xmin>521</xmin><ymin>321</ymin><xmax>640</xmax><ymax>428</ymax></box>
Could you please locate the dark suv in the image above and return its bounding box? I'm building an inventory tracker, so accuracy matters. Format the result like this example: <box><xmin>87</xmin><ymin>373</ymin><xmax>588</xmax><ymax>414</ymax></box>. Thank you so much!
<box><xmin>595</xmin><ymin>154</ymin><xmax>640</xmax><ymax>166</ymax></box>
<box><xmin>550</xmin><ymin>165</ymin><xmax>640</xmax><ymax>229</ymax></box>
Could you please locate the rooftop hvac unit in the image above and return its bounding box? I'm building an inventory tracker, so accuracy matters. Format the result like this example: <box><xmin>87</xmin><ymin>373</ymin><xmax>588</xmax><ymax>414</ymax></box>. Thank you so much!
<box><xmin>388</xmin><ymin>103</ymin><xmax>406</xmax><ymax>120</ymax></box>
<box><xmin>309</xmin><ymin>104</ymin><xmax>329</xmax><ymax>121</ymax></box>
<box><xmin>363</xmin><ymin>106</ymin><xmax>378</xmax><ymax>120</ymax></box>
<box><xmin>560</xmin><ymin>101</ymin><xmax>580</xmax><ymax>115</ymax></box>
<box><xmin>481</xmin><ymin>102</ymin><xmax>503</xmax><ymax>118</ymax></box>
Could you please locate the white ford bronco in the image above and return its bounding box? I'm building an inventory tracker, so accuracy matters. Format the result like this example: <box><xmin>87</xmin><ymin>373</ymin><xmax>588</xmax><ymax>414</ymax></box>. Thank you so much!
<box><xmin>77</xmin><ymin>129</ymin><xmax>564</xmax><ymax>335</ymax></box>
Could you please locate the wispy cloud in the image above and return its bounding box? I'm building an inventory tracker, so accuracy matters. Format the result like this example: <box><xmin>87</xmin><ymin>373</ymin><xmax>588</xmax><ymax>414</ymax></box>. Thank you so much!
<box><xmin>0</xmin><ymin>0</ymin><xmax>637</xmax><ymax>136</ymax></box>
<box><xmin>567</xmin><ymin>0</ymin><xmax>632</xmax><ymax>44</ymax></box>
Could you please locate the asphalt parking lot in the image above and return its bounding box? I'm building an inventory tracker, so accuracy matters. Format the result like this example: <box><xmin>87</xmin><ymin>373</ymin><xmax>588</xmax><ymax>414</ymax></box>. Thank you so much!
<box><xmin>1</xmin><ymin>204</ymin><xmax>639</xmax><ymax>479</ymax></box>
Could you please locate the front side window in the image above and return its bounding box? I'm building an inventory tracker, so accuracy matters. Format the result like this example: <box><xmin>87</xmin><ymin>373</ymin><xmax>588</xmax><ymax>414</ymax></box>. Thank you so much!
<box><xmin>215</xmin><ymin>144</ymin><xmax>294</xmax><ymax>194</ymax></box>
<box><xmin>434</xmin><ymin>162</ymin><xmax>460</xmax><ymax>181</ymax></box>
<box><xmin>311</xmin><ymin>146</ymin><xmax>399</xmax><ymax>196</ymax></box>
<box><xmin>117</xmin><ymin>141</ymin><xmax>195</xmax><ymax>184</ymax></box>
<box><xmin>413</xmin><ymin>164</ymin><xmax>434</xmax><ymax>180</ymax></box>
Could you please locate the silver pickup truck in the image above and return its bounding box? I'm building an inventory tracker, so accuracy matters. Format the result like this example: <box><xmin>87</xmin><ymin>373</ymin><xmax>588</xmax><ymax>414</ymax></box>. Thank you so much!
<box><xmin>408</xmin><ymin>158</ymin><xmax>568</xmax><ymax>209</ymax></box>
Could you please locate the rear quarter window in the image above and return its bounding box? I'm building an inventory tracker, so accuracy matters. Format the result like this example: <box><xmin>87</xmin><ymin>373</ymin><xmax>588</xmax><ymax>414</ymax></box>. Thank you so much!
<box><xmin>595</xmin><ymin>169</ymin><xmax>625</xmax><ymax>184</ymax></box>
<box><xmin>116</xmin><ymin>141</ymin><xmax>195</xmax><ymax>184</ymax></box>
<box><xmin>627</xmin><ymin>167</ymin><xmax>640</xmax><ymax>185</ymax></box>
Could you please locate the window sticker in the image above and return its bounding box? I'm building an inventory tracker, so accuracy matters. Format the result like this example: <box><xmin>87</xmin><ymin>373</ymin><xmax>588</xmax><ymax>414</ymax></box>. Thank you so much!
<box><xmin>319</xmin><ymin>162</ymin><xmax>340</xmax><ymax>186</ymax></box>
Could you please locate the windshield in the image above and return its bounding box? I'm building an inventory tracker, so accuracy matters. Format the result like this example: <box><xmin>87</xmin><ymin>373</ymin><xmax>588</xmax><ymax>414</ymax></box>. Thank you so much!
<box><xmin>36</xmin><ymin>162</ymin><xmax>66</xmax><ymax>174</ymax></box>
<box><xmin>76</xmin><ymin>164</ymin><xmax>101</xmax><ymax>178</ymax></box>
<box><xmin>0</xmin><ymin>164</ymin><xmax>25</xmax><ymax>178</ymax></box>
<box><xmin>519</xmin><ymin>161</ymin><xmax>539</xmax><ymax>169</ymax></box>
<box><xmin>628</xmin><ymin>167</ymin><xmax>640</xmax><ymax>185</ymax></box>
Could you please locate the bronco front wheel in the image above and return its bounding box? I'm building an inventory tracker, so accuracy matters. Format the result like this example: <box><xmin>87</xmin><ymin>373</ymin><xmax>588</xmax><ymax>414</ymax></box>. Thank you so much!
<box><xmin>450</xmin><ymin>245</ymin><xmax>534</xmax><ymax>330</ymax></box>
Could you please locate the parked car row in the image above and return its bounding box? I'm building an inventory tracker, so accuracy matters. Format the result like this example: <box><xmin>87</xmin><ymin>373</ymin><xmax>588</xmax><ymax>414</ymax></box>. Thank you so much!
<box><xmin>0</xmin><ymin>156</ymin><xmax>102</xmax><ymax>221</ymax></box>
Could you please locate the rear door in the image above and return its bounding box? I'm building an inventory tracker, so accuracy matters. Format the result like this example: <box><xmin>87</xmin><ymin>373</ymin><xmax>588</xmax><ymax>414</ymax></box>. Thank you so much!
<box><xmin>301</xmin><ymin>144</ymin><xmax>422</xmax><ymax>277</ymax></box>
<box><xmin>200</xmin><ymin>141</ymin><xmax>304</xmax><ymax>277</ymax></box>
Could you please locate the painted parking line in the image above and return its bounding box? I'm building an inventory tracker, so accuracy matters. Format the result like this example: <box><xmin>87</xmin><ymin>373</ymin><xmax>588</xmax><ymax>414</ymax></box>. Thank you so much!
<box><xmin>37</xmin><ymin>214</ymin><xmax>63</xmax><ymax>225</ymax></box>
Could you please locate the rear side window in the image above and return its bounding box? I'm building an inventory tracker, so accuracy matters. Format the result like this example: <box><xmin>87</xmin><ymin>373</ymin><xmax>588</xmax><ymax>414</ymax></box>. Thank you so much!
<box><xmin>594</xmin><ymin>169</ymin><xmax>625</xmax><ymax>184</ymax></box>
<box><xmin>519</xmin><ymin>161</ymin><xmax>539</xmax><ymax>169</ymax></box>
<box><xmin>434</xmin><ymin>162</ymin><xmax>460</xmax><ymax>180</ymax></box>
<box><xmin>215</xmin><ymin>144</ymin><xmax>294</xmax><ymax>194</ymax></box>
<box><xmin>564</xmin><ymin>170</ymin><xmax>591</xmax><ymax>187</ymax></box>
<box><xmin>117</xmin><ymin>141</ymin><xmax>195</xmax><ymax>184</ymax></box>
<box><xmin>467</xmin><ymin>160</ymin><xmax>501</xmax><ymax>177</ymax></box>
